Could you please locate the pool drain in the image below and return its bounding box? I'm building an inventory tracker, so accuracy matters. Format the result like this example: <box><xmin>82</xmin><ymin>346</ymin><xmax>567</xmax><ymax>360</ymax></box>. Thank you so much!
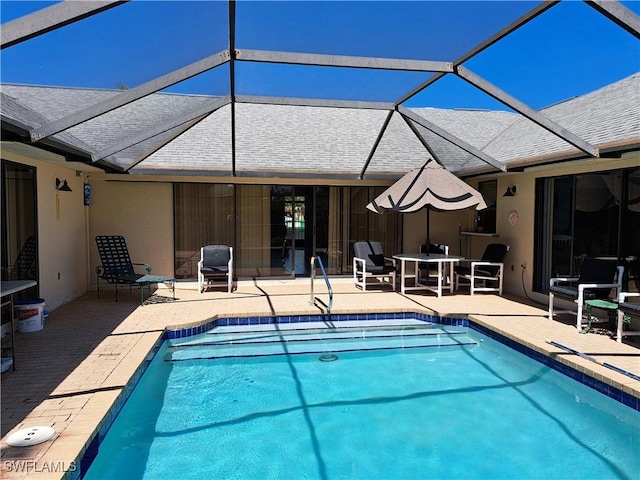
<box><xmin>319</xmin><ymin>353</ymin><xmax>339</xmax><ymax>362</ymax></box>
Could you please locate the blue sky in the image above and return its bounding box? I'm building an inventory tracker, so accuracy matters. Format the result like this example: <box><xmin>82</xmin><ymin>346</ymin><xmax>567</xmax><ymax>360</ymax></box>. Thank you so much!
<box><xmin>1</xmin><ymin>1</ymin><xmax>638</xmax><ymax>111</ymax></box>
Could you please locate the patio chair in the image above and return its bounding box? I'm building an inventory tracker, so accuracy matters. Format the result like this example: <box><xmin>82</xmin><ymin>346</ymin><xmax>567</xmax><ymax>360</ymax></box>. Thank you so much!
<box><xmin>4</xmin><ymin>235</ymin><xmax>37</xmax><ymax>280</ymax></box>
<box><xmin>198</xmin><ymin>245</ymin><xmax>233</xmax><ymax>293</ymax></box>
<box><xmin>352</xmin><ymin>241</ymin><xmax>396</xmax><ymax>291</ymax></box>
<box><xmin>616</xmin><ymin>292</ymin><xmax>640</xmax><ymax>343</ymax></box>
<box><xmin>419</xmin><ymin>243</ymin><xmax>449</xmax><ymax>284</ymax></box>
<box><xmin>548</xmin><ymin>258</ymin><xmax>624</xmax><ymax>331</ymax></box>
<box><xmin>95</xmin><ymin>235</ymin><xmax>150</xmax><ymax>301</ymax></box>
<box><xmin>455</xmin><ymin>243</ymin><xmax>509</xmax><ymax>295</ymax></box>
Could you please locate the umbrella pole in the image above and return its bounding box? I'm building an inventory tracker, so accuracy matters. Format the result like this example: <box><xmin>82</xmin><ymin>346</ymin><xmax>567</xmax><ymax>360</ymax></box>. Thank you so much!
<box><xmin>426</xmin><ymin>207</ymin><xmax>430</xmax><ymax>247</ymax></box>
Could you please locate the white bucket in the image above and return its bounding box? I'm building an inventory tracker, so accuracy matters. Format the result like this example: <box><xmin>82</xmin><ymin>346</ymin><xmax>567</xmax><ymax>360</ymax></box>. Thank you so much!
<box><xmin>14</xmin><ymin>299</ymin><xmax>45</xmax><ymax>333</ymax></box>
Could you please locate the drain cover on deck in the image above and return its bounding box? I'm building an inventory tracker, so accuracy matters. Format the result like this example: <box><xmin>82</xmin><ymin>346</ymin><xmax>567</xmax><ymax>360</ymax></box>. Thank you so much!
<box><xmin>6</xmin><ymin>426</ymin><xmax>55</xmax><ymax>447</ymax></box>
<box><xmin>319</xmin><ymin>353</ymin><xmax>339</xmax><ymax>362</ymax></box>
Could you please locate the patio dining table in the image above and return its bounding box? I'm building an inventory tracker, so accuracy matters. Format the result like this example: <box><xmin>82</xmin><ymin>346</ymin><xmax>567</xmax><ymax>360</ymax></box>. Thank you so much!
<box><xmin>392</xmin><ymin>253</ymin><xmax>464</xmax><ymax>297</ymax></box>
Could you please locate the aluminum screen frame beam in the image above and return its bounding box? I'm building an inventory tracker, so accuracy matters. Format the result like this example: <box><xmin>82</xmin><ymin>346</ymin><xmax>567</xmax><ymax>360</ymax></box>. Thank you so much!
<box><xmin>359</xmin><ymin>110</ymin><xmax>395</xmax><ymax>179</ymax></box>
<box><xmin>1</xmin><ymin>0</ymin><xmax>128</xmax><ymax>49</ymax></box>
<box><xmin>397</xmin><ymin>106</ymin><xmax>507</xmax><ymax>172</ymax></box>
<box><xmin>395</xmin><ymin>1</ymin><xmax>559</xmax><ymax>106</ymax></box>
<box><xmin>236</xmin><ymin>95</ymin><xmax>394</xmax><ymax>110</ymax></box>
<box><xmin>456</xmin><ymin>66</ymin><xmax>600</xmax><ymax>158</ymax></box>
<box><xmin>585</xmin><ymin>0</ymin><xmax>640</xmax><ymax>39</ymax></box>
<box><xmin>91</xmin><ymin>96</ymin><xmax>232</xmax><ymax>162</ymax></box>
<box><xmin>229</xmin><ymin>0</ymin><xmax>238</xmax><ymax>177</ymax></box>
<box><xmin>400</xmin><ymin>113</ymin><xmax>445</xmax><ymax>167</ymax></box>
<box><xmin>30</xmin><ymin>50</ymin><xmax>231</xmax><ymax>142</ymax></box>
<box><xmin>236</xmin><ymin>49</ymin><xmax>454</xmax><ymax>73</ymax></box>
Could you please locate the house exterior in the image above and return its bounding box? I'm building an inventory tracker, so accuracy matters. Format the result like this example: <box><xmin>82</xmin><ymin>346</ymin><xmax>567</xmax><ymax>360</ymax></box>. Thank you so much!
<box><xmin>2</xmin><ymin>73</ymin><xmax>638</xmax><ymax>311</ymax></box>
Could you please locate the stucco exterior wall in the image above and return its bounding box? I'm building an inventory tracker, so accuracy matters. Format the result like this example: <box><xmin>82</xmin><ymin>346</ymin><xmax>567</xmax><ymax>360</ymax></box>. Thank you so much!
<box><xmin>468</xmin><ymin>154</ymin><xmax>639</xmax><ymax>302</ymax></box>
<box><xmin>88</xmin><ymin>179</ymin><xmax>174</xmax><ymax>289</ymax></box>
<box><xmin>3</xmin><ymin>147</ymin><xmax>637</xmax><ymax>312</ymax></box>
<box><xmin>2</xmin><ymin>150</ymin><xmax>88</xmax><ymax>310</ymax></box>
<box><xmin>402</xmin><ymin>209</ymin><xmax>466</xmax><ymax>255</ymax></box>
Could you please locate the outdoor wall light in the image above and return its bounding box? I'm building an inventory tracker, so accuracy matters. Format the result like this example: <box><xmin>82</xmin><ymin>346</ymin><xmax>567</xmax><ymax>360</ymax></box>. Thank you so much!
<box><xmin>55</xmin><ymin>178</ymin><xmax>72</xmax><ymax>192</ymax></box>
<box><xmin>503</xmin><ymin>185</ymin><xmax>517</xmax><ymax>197</ymax></box>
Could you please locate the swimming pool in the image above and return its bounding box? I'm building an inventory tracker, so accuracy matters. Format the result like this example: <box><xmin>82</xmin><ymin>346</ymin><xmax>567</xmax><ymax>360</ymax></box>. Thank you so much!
<box><xmin>82</xmin><ymin>315</ymin><xmax>640</xmax><ymax>479</ymax></box>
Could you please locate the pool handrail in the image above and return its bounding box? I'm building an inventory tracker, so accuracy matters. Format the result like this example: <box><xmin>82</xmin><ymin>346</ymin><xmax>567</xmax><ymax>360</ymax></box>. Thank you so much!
<box><xmin>310</xmin><ymin>255</ymin><xmax>333</xmax><ymax>313</ymax></box>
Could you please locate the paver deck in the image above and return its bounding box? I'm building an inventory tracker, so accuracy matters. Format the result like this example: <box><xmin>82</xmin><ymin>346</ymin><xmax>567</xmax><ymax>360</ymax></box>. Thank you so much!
<box><xmin>1</xmin><ymin>278</ymin><xmax>639</xmax><ymax>479</ymax></box>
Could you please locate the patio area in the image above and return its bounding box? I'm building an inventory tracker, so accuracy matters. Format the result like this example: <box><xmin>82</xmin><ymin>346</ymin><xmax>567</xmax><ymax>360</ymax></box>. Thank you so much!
<box><xmin>1</xmin><ymin>1</ymin><xmax>638</xmax><ymax>477</ymax></box>
<box><xmin>1</xmin><ymin>279</ymin><xmax>639</xmax><ymax>479</ymax></box>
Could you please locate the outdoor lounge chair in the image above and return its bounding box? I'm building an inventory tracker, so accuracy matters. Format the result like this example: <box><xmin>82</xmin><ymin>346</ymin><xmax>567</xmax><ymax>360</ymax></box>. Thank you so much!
<box><xmin>352</xmin><ymin>241</ymin><xmax>396</xmax><ymax>291</ymax></box>
<box><xmin>455</xmin><ymin>243</ymin><xmax>509</xmax><ymax>295</ymax></box>
<box><xmin>3</xmin><ymin>235</ymin><xmax>37</xmax><ymax>280</ymax></box>
<box><xmin>198</xmin><ymin>245</ymin><xmax>233</xmax><ymax>293</ymax></box>
<box><xmin>616</xmin><ymin>292</ymin><xmax>640</xmax><ymax>343</ymax></box>
<box><xmin>95</xmin><ymin>235</ymin><xmax>150</xmax><ymax>301</ymax></box>
<box><xmin>548</xmin><ymin>258</ymin><xmax>624</xmax><ymax>331</ymax></box>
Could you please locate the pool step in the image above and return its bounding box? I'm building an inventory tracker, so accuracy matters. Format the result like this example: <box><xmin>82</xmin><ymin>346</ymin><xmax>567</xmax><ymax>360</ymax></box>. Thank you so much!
<box><xmin>165</xmin><ymin>325</ymin><xmax>477</xmax><ymax>362</ymax></box>
<box><xmin>178</xmin><ymin>326</ymin><xmax>465</xmax><ymax>347</ymax></box>
<box><xmin>177</xmin><ymin>319</ymin><xmax>445</xmax><ymax>345</ymax></box>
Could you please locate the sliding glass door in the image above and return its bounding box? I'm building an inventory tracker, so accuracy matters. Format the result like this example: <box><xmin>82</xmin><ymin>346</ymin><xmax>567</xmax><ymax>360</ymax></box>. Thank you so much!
<box><xmin>534</xmin><ymin>167</ymin><xmax>639</xmax><ymax>292</ymax></box>
<box><xmin>175</xmin><ymin>183</ymin><xmax>402</xmax><ymax>279</ymax></box>
<box><xmin>1</xmin><ymin>160</ymin><xmax>38</xmax><ymax>298</ymax></box>
<box><xmin>174</xmin><ymin>183</ymin><xmax>235</xmax><ymax>278</ymax></box>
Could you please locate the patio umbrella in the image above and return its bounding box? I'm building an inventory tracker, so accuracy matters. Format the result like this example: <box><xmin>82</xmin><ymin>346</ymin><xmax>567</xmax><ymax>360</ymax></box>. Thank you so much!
<box><xmin>366</xmin><ymin>159</ymin><xmax>487</xmax><ymax>245</ymax></box>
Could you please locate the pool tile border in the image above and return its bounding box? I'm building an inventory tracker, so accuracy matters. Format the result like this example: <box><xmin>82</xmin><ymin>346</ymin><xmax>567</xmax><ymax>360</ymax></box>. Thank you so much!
<box><xmin>164</xmin><ymin>311</ymin><xmax>467</xmax><ymax>339</ymax></box>
<box><xmin>469</xmin><ymin>321</ymin><xmax>640</xmax><ymax>411</ymax></box>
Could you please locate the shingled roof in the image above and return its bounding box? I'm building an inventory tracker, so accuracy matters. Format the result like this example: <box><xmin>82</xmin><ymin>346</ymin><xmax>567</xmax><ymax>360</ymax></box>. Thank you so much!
<box><xmin>2</xmin><ymin>72</ymin><xmax>638</xmax><ymax>179</ymax></box>
<box><xmin>2</xmin><ymin>1</ymin><xmax>638</xmax><ymax>179</ymax></box>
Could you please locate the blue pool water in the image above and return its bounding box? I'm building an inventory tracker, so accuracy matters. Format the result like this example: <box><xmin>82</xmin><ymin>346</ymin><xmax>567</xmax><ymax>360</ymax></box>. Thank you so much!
<box><xmin>83</xmin><ymin>320</ymin><xmax>640</xmax><ymax>479</ymax></box>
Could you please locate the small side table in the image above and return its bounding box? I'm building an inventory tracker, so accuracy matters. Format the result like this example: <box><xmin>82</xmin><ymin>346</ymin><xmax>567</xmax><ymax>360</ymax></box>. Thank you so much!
<box><xmin>583</xmin><ymin>299</ymin><xmax>618</xmax><ymax>334</ymax></box>
<box><xmin>135</xmin><ymin>275</ymin><xmax>175</xmax><ymax>306</ymax></box>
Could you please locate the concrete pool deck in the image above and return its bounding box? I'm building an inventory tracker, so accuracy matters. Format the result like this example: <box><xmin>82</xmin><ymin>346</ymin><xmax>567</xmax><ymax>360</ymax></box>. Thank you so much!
<box><xmin>1</xmin><ymin>278</ymin><xmax>639</xmax><ymax>479</ymax></box>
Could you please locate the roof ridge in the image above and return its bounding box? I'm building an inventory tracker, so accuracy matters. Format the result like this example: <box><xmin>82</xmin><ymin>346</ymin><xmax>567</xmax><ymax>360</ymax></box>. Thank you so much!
<box><xmin>407</xmin><ymin>106</ymin><xmax>520</xmax><ymax>152</ymax></box>
<box><xmin>480</xmin><ymin>73</ymin><xmax>640</xmax><ymax>157</ymax></box>
<box><xmin>539</xmin><ymin>71</ymin><xmax>640</xmax><ymax>112</ymax></box>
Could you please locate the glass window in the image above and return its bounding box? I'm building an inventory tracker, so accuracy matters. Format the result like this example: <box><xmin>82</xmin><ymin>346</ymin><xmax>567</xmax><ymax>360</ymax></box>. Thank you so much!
<box><xmin>534</xmin><ymin>168</ymin><xmax>639</xmax><ymax>293</ymax></box>
<box><xmin>476</xmin><ymin>180</ymin><xmax>497</xmax><ymax>233</ymax></box>
<box><xmin>174</xmin><ymin>183</ymin><xmax>401</xmax><ymax>279</ymax></box>
<box><xmin>174</xmin><ymin>183</ymin><xmax>235</xmax><ymax>278</ymax></box>
<box><xmin>1</xmin><ymin>160</ymin><xmax>38</xmax><ymax>298</ymax></box>
<box><xmin>347</xmin><ymin>186</ymin><xmax>401</xmax><ymax>270</ymax></box>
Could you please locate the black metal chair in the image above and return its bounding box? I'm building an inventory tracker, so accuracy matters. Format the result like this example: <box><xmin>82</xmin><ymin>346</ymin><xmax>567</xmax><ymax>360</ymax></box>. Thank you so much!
<box><xmin>95</xmin><ymin>235</ymin><xmax>150</xmax><ymax>301</ymax></box>
<box><xmin>455</xmin><ymin>243</ymin><xmax>509</xmax><ymax>295</ymax></box>
<box><xmin>352</xmin><ymin>241</ymin><xmax>396</xmax><ymax>291</ymax></box>
<box><xmin>419</xmin><ymin>242</ymin><xmax>449</xmax><ymax>285</ymax></box>
<box><xmin>198</xmin><ymin>245</ymin><xmax>233</xmax><ymax>293</ymax></box>
<box><xmin>5</xmin><ymin>235</ymin><xmax>37</xmax><ymax>280</ymax></box>
<box><xmin>548</xmin><ymin>258</ymin><xmax>624</xmax><ymax>331</ymax></box>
